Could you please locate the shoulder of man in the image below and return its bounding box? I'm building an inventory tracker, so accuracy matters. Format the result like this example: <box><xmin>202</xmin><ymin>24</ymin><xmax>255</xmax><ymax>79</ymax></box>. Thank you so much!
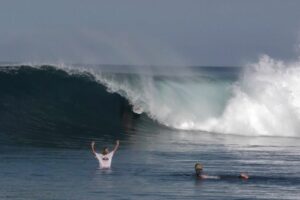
<box><xmin>95</xmin><ymin>153</ymin><xmax>103</xmax><ymax>157</ymax></box>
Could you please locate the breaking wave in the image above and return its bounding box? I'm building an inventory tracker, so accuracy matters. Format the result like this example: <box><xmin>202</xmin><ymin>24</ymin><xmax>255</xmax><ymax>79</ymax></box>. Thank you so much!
<box><xmin>1</xmin><ymin>56</ymin><xmax>300</xmax><ymax>138</ymax></box>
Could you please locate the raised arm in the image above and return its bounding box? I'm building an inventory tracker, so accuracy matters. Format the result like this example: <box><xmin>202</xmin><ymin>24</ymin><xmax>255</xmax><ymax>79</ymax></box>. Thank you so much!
<box><xmin>112</xmin><ymin>140</ymin><xmax>120</xmax><ymax>152</ymax></box>
<box><xmin>91</xmin><ymin>141</ymin><xmax>96</xmax><ymax>155</ymax></box>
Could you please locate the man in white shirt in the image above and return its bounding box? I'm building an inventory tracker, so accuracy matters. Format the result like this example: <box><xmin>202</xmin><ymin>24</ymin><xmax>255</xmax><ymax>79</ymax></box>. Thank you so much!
<box><xmin>91</xmin><ymin>140</ymin><xmax>120</xmax><ymax>169</ymax></box>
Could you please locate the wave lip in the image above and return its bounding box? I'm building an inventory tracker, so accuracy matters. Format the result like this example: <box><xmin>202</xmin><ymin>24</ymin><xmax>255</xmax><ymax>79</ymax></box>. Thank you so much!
<box><xmin>2</xmin><ymin>59</ymin><xmax>300</xmax><ymax>138</ymax></box>
<box><xmin>79</xmin><ymin>59</ymin><xmax>300</xmax><ymax>137</ymax></box>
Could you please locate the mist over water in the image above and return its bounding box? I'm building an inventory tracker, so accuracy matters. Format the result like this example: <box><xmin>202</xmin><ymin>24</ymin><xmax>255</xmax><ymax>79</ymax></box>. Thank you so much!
<box><xmin>1</xmin><ymin>54</ymin><xmax>300</xmax><ymax>138</ymax></box>
<box><xmin>1</xmin><ymin>58</ymin><xmax>300</xmax><ymax>200</ymax></box>
<box><xmin>2</xmin><ymin>2</ymin><xmax>300</xmax><ymax>199</ymax></box>
<box><xmin>206</xmin><ymin>56</ymin><xmax>300</xmax><ymax>137</ymax></box>
<box><xmin>50</xmin><ymin>55</ymin><xmax>300</xmax><ymax>137</ymax></box>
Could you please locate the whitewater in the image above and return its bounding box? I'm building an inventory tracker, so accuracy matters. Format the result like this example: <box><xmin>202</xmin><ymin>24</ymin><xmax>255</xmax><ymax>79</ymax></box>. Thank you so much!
<box><xmin>2</xmin><ymin>55</ymin><xmax>300</xmax><ymax>137</ymax></box>
<box><xmin>1</xmin><ymin>57</ymin><xmax>300</xmax><ymax>200</ymax></box>
<box><xmin>49</xmin><ymin>55</ymin><xmax>300</xmax><ymax>137</ymax></box>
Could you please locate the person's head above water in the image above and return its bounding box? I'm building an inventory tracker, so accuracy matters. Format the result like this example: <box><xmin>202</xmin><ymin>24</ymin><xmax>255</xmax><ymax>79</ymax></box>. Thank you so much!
<box><xmin>102</xmin><ymin>147</ymin><xmax>109</xmax><ymax>155</ymax></box>
<box><xmin>195</xmin><ymin>163</ymin><xmax>203</xmax><ymax>176</ymax></box>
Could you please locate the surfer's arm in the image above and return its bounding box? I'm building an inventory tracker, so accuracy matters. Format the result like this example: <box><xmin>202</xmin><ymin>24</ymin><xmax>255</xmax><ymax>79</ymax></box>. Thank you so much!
<box><xmin>200</xmin><ymin>175</ymin><xmax>209</xmax><ymax>179</ymax></box>
<box><xmin>239</xmin><ymin>173</ymin><xmax>249</xmax><ymax>179</ymax></box>
<box><xmin>201</xmin><ymin>175</ymin><xmax>218</xmax><ymax>179</ymax></box>
<box><xmin>112</xmin><ymin>140</ymin><xmax>120</xmax><ymax>152</ymax></box>
<box><xmin>91</xmin><ymin>141</ymin><xmax>96</xmax><ymax>155</ymax></box>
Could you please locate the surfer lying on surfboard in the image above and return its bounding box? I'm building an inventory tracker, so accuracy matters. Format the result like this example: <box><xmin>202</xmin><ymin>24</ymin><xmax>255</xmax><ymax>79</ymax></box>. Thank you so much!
<box><xmin>91</xmin><ymin>140</ymin><xmax>120</xmax><ymax>169</ymax></box>
<box><xmin>195</xmin><ymin>163</ymin><xmax>249</xmax><ymax>180</ymax></box>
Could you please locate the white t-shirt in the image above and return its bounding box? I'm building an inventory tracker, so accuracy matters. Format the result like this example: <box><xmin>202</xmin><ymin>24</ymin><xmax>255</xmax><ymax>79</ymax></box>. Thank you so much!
<box><xmin>95</xmin><ymin>151</ymin><xmax>115</xmax><ymax>169</ymax></box>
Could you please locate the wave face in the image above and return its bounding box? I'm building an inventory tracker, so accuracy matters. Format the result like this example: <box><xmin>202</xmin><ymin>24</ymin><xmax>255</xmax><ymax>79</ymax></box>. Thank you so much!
<box><xmin>1</xmin><ymin>56</ymin><xmax>300</xmax><ymax>138</ymax></box>
<box><xmin>0</xmin><ymin>66</ymin><xmax>136</xmax><ymax>146</ymax></box>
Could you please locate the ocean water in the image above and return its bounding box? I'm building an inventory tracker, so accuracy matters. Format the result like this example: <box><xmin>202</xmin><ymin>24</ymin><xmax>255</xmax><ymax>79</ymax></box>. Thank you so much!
<box><xmin>1</xmin><ymin>61</ymin><xmax>300</xmax><ymax>199</ymax></box>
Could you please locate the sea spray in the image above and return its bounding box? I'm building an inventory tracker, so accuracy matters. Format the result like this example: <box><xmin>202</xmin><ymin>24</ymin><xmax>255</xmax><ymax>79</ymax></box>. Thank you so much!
<box><xmin>2</xmin><ymin>60</ymin><xmax>300</xmax><ymax>137</ymax></box>
<box><xmin>205</xmin><ymin>56</ymin><xmax>300</xmax><ymax>136</ymax></box>
<box><xmin>49</xmin><ymin>64</ymin><xmax>233</xmax><ymax>129</ymax></box>
<box><xmin>84</xmin><ymin>57</ymin><xmax>300</xmax><ymax>137</ymax></box>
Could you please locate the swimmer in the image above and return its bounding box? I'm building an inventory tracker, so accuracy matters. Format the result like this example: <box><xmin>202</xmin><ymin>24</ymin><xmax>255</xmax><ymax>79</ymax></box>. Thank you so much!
<box><xmin>195</xmin><ymin>163</ymin><xmax>249</xmax><ymax>180</ymax></box>
<box><xmin>91</xmin><ymin>140</ymin><xmax>120</xmax><ymax>169</ymax></box>
<box><xmin>195</xmin><ymin>163</ymin><xmax>211</xmax><ymax>179</ymax></box>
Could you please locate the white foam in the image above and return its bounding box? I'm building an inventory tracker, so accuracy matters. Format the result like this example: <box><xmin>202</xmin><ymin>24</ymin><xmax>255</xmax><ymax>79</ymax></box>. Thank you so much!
<box><xmin>52</xmin><ymin>56</ymin><xmax>300</xmax><ymax>137</ymax></box>
<box><xmin>203</xmin><ymin>56</ymin><xmax>300</xmax><ymax>137</ymax></box>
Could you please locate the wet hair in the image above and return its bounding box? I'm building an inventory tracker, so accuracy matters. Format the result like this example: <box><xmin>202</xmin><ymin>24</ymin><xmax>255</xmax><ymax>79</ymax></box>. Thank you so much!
<box><xmin>195</xmin><ymin>163</ymin><xmax>203</xmax><ymax>170</ymax></box>
<box><xmin>102</xmin><ymin>147</ymin><xmax>109</xmax><ymax>155</ymax></box>
<box><xmin>195</xmin><ymin>163</ymin><xmax>203</xmax><ymax>176</ymax></box>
